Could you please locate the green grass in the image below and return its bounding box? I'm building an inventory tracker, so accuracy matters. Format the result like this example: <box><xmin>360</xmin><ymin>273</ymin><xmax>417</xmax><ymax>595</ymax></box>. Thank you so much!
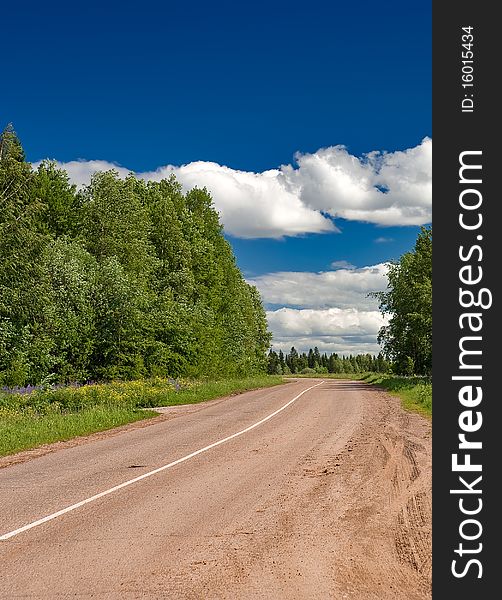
<box><xmin>359</xmin><ymin>373</ymin><xmax>432</xmax><ymax>418</ymax></box>
<box><xmin>0</xmin><ymin>375</ymin><xmax>285</xmax><ymax>458</ymax></box>
<box><xmin>0</xmin><ymin>406</ymin><xmax>155</xmax><ymax>457</ymax></box>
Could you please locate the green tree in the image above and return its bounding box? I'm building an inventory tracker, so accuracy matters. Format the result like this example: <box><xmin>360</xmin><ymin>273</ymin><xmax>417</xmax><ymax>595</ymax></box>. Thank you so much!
<box><xmin>0</xmin><ymin>125</ymin><xmax>51</xmax><ymax>384</ymax></box>
<box><xmin>42</xmin><ymin>238</ymin><xmax>97</xmax><ymax>381</ymax></box>
<box><xmin>287</xmin><ymin>347</ymin><xmax>299</xmax><ymax>373</ymax></box>
<box><xmin>267</xmin><ymin>350</ymin><xmax>282</xmax><ymax>375</ymax></box>
<box><xmin>90</xmin><ymin>257</ymin><xmax>149</xmax><ymax>380</ymax></box>
<box><xmin>278</xmin><ymin>349</ymin><xmax>286</xmax><ymax>372</ymax></box>
<box><xmin>33</xmin><ymin>161</ymin><xmax>78</xmax><ymax>237</ymax></box>
<box><xmin>374</xmin><ymin>226</ymin><xmax>432</xmax><ymax>375</ymax></box>
<box><xmin>79</xmin><ymin>171</ymin><xmax>157</xmax><ymax>281</ymax></box>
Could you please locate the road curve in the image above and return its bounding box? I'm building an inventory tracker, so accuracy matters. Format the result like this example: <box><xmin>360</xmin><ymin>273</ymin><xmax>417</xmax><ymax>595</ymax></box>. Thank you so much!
<box><xmin>0</xmin><ymin>379</ymin><xmax>431</xmax><ymax>599</ymax></box>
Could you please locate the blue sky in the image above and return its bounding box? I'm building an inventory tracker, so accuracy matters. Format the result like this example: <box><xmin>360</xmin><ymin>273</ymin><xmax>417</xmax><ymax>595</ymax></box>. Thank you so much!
<box><xmin>3</xmin><ymin>0</ymin><xmax>431</xmax><ymax>354</ymax></box>
<box><xmin>231</xmin><ymin>221</ymin><xmax>421</xmax><ymax>278</ymax></box>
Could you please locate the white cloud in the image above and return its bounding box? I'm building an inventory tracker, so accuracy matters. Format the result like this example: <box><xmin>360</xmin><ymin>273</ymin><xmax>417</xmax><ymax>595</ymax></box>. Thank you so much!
<box><xmin>284</xmin><ymin>137</ymin><xmax>432</xmax><ymax>227</ymax></box>
<box><xmin>330</xmin><ymin>260</ymin><xmax>356</xmax><ymax>269</ymax></box>
<box><xmin>374</xmin><ymin>236</ymin><xmax>394</xmax><ymax>244</ymax></box>
<box><xmin>147</xmin><ymin>162</ymin><xmax>336</xmax><ymax>239</ymax></box>
<box><xmin>35</xmin><ymin>138</ymin><xmax>431</xmax><ymax>239</ymax></box>
<box><xmin>268</xmin><ymin>307</ymin><xmax>386</xmax><ymax>336</ymax></box>
<box><xmin>248</xmin><ymin>263</ymin><xmax>388</xmax><ymax>310</ymax></box>
<box><xmin>266</xmin><ymin>307</ymin><xmax>389</xmax><ymax>355</ymax></box>
<box><xmin>49</xmin><ymin>160</ymin><xmax>132</xmax><ymax>187</ymax></box>
<box><xmin>248</xmin><ymin>263</ymin><xmax>390</xmax><ymax>354</ymax></box>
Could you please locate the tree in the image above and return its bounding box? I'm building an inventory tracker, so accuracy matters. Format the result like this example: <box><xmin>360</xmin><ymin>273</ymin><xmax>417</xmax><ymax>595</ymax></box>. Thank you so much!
<box><xmin>79</xmin><ymin>172</ymin><xmax>157</xmax><ymax>282</ymax></box>
<box><xmin>33</xmin><ymin>161</ymin><xmax>79</xmax><ymax>238</ymax></box>
<box><xmin>90</xmin><ymin>257</ymin><xmax>148</xmax><ymax>380</ymax></box>
<box><xmin>287</xmin><ymin>347</ymin><xmax>299</xmax><ymax>373</ymax></box>
<box><xmin>0</xmin><ymin>125</ymin><xmax>51</xmax><ymax>385</ymax></box>
<box><xmin>42</xmin><ymin>238</ymin><xmax>97</xmax><ymax>382</ymax></box>
<box><xmin>267</xmin><ymin>350</ymin><xmax>281</xmax><ymax>375</ymax></box>
<box><xmin>313</xmin><ymin>346</ymin><xmax>321</xmax><ymax>366</ymax></box>
<box><xmin>278</xmin><ymin>350</ymin><xmax>285</xmax><ymax>372</ymax></box>
<box><xmin>374</xmin><ymin>226</ymin><xmax>432</xmax><ymax>375</ymax></box>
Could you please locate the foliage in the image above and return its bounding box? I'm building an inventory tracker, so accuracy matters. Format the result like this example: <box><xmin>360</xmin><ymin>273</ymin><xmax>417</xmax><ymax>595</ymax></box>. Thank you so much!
<box><xmin>0</xmin><ymin>126</ymin><xmax>271</xmax><ymax>384</ymax></box>
<box><xmin>373</xmin><ymin>226</ymin><xmax>432</xmax><ymax>375</ymax></box>
<box><xmin>268</xmin><ymin>346</ymin><xmax>391</xmax><ymax>375</ymax></box>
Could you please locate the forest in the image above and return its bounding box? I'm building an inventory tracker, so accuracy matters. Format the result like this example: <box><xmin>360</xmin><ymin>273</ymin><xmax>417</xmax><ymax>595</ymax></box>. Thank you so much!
<box><xmin>267</xmin><ymin>347</ymin><xmax>390</xmax><ymax>375</ymax></box>
<box><xmin>0</xmin><ymin>125</ymin><xmax>271</xmax><ymax>386</ymax></box>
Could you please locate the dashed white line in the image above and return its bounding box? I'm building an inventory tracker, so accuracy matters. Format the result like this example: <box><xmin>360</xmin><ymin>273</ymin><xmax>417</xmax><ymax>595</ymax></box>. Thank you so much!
<box><xmin>0</xmin><ymin>381</ymin><xmax>324</xmax><ymax>541</ymax></box>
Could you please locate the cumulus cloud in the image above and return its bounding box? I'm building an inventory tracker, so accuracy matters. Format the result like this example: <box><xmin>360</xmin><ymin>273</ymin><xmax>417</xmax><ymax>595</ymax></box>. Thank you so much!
<box><xmin>36</xmin><ymin>138</ymin><xmax>431</xmax><ymax>239</ymax></box>
<box><xmin>51</xmin><ymin>160</ymin><xmax>132</xmax><ymax>187</ymax></box>
<box><xmin>248</xmin><ymin>263</ymin><xmax>390</xmax><ymax>354</ymax></box>
<box><xmin>266</xmin><ymin>307</ymin><xmax>389</xmax><ymax>355</ymax></box>
<box><xmin>148</xmin><ymin>162</ymin><xmax>336</xmax><ymax>238</ymax></box>
<box><xmin>248</xmin><ymin>263</ymin><xmax>388</xmax><ymax>310</ymax></box>
<box><xmin>283</xmin><ymin>138</ymin><xmax>431</xmax><ymax>227</ymax></box>
<box><xmin>268</xmin><ymin>307</ymin><xmax>386</xmax><ymax>337</ymax></box>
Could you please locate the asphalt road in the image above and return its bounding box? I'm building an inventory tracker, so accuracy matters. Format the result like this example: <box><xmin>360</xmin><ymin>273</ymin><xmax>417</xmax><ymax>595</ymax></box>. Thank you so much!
<box><xmin>0</xmin><ymin>379</ymin><xmax>431</xmax><ymax>599</ymax></box>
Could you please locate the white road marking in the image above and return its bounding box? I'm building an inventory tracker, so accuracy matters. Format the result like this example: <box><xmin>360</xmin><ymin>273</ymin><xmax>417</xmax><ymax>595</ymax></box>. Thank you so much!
<box><xmin>0</xmin><ymin>381</ymin><xmax>324</xmax><ymax>541</ymax></box>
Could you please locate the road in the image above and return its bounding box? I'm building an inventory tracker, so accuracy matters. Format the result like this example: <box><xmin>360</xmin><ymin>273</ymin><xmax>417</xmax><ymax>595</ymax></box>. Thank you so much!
<box><xmin>0</xmin><ymin>379</ymin><xmax>431</xmax><ymax>599</ymax></box>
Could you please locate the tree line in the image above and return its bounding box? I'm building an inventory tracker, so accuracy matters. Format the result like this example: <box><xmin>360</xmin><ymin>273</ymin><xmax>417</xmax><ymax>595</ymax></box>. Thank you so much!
<box><xmin>0</xmin><ymin>125</ymin><xmax>271</xmax><ymax>386</ymax></box>
<box><xmin>267</xmin><ymin>347</ymin><xmax>391</xmax><ymax>375</ymax></box>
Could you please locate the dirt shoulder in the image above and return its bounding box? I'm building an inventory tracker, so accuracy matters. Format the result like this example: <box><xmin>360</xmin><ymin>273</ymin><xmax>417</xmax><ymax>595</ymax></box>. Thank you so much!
<box><xmin>192</xmin><ymin>380</ymin><xmax>432</xmax><ymax>600</ymax></box>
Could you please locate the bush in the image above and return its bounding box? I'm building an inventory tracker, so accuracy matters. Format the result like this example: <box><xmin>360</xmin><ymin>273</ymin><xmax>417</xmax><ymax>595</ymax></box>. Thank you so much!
<box><xmin>394</xmin><ymin>356</ymin><xmax>415</xmax><ymax>376</ymax></box>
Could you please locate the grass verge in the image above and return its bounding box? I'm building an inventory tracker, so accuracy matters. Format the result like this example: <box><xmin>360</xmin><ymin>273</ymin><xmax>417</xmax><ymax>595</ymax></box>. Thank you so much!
<box><xmin>359</xmin><ymin>373</ymin><xmax>432</xmax><ymax>418</ymax></box>
<box><xmin>0</xmin><ymin>407</ymin><xmax>154</xmax><ymax>458</ymax></box>
<box><xmin>0</xmin><ymin>375</ymin><xmax>285</xmax><ymax>458</ymax></box>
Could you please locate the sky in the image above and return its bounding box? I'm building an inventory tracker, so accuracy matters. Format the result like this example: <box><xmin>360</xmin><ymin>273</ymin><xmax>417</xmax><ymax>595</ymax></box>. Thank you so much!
<box><xmin>2</xmin><ymin>0</ymin><xmax>432</xmax><ymax>355</ymax></box>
